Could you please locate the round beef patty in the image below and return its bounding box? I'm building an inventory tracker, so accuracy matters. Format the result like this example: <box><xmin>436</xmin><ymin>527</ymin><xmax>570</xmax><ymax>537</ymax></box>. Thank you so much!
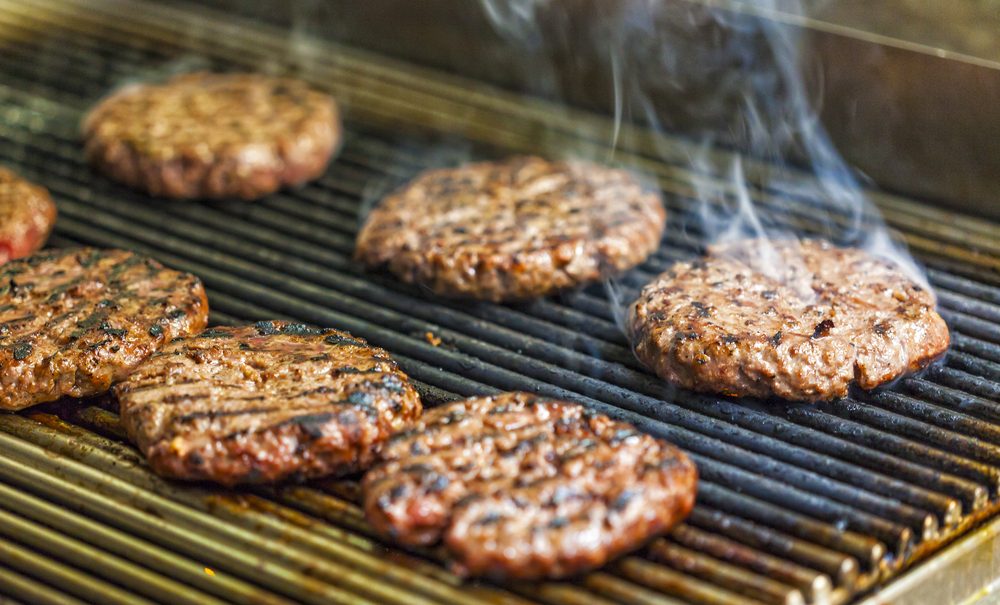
<box><xmin>0</xmin><ymin>247</ymin><xmax>208</xmax><ymax>410</ymax></box>
<box><xmin>355</xmin><ymin>156</ymin><xmax>666</xmax><ymax>301</ymax></box>
<box><xmin>115</xmin><ymin>321</ymin><xmax>422</xmax><ymax>486</ymax></box>
<box><xmin>629</xmin><ymin>239</ymin><xmax>950</xmax><ymax>402</ymax></box>
<box><xmin>83</xmin><ymin>72</ymin><xmax>340</xmax><ymax>200</ymax></box>
<box><xmin>0</xmin><ymin>167</ymin><xmax>57</xmax><ymax>264</ymax></box>
<box><xmin>362</xmin><ymin>392</ymin><xmax>697</xmax><ymax>580</ymax></box>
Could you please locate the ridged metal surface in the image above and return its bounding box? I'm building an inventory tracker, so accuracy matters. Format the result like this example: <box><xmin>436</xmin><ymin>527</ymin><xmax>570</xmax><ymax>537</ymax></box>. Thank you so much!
<box><xmin>0</xmin><ymin>1</ymin><xmax>997</xmax><ymax>604</ymax></box>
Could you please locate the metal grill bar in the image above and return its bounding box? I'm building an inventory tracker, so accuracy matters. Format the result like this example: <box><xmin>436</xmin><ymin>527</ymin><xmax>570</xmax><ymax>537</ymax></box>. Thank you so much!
<box><xmin>0</xmin><ymin>2</ymin><xmax>998</xmax><ymax>604</ymax></box>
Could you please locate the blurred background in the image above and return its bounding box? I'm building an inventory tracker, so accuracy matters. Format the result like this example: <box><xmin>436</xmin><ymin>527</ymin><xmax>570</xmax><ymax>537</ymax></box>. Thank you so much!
<box><xmin>174</xmin><ymin>0</ymin><xmax>1000</xmax><ymax>220</ymax></box>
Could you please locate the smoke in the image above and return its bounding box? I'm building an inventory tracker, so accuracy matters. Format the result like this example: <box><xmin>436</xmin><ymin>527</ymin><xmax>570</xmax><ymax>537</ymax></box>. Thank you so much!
<box><xmin>477</xmin><ymin>0</ymin><xmax>929</xmax><ymax>294</ymax></box>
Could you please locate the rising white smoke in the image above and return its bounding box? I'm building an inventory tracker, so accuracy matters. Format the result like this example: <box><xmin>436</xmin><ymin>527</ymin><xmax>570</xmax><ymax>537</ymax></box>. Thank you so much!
<box><xmin>477</xmin><ymin>0</ymin><xmax>928</xmax><ymax>291</ymax></box>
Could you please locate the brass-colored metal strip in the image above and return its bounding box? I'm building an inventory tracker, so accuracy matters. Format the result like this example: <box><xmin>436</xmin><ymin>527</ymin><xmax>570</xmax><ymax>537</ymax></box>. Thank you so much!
<box><xmin>0</xmin><ymin>434</ymin><xmax>378</xmax><ymax>605</ymax></box>
<box><xmin>0</xmin><ymin>565</ymin><xmax>88</xmax><ymax>605</ymax></box>
<box><xmin>0</xmin><ymin>539</ymin><xmax>152</xmax><ymax>605</ymax></box>
<box><xmin>647</xmin><ymin>540</ymin><xmax>805</xmax><ymax>605</ymax></box>
<box><xmin>21</xmin><ymin>412</ymin><xmax>642</xmax><ymax>605</ymax></box>
<box><xmin>0</xmin><ymin>504</ymin><xmax>220</xmax><ymax>605</ymax></box>
<box><xmin>0</xmin><ymin>480</ymin><xmax>290</xmax><ymax>605</ymax></box>
<box><xmin>0</xmin><ymin>416</ymin><xmax>534</xmax><ymax>605</ymax></box>
<box><xmin>614</xmin><ymin>558</ymin><xmax>774</xmax><ymax>605</ymax></box>
<box><xmin>582</xmin><ymin>572</ymin><xmax>691</xmax><ymax>605</ymax></box>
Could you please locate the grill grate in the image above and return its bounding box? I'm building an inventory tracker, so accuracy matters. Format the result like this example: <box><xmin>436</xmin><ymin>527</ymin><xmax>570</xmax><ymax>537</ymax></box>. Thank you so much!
<box><xmin>0</xmin><ymin>1</ymin><xmax>998</xmax><ymax>604</ymax></box>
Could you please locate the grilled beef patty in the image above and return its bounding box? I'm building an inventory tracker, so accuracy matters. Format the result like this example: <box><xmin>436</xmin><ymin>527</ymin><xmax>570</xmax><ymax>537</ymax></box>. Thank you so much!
<box><xmin>0</xmin><ymin>167</ymin><xmax>57</xmax><ymax>264</ymax></box>
<box><xmin>362</xmin><ymin>392</ymin><xmax>697</xmax><ymax>580</ymax></box>
<box><xmin>629</xmin><ymin>239</ymin><xmax>950</xmax><ymax>402</ymax></box>
<box><xmin>0</xmin><ymin>247</ymin><xmax>208</xmax><ymax>410</ymax></box>
<box><xmin>116</xmin><ymin>322</ymin><xmax>422</xmax><ymax>486</ymax></box>
<box><xmin>355</xmin><ymin>156</ymin><xmax>666</xmax><ymax>301</ymax></box>
<box><xmin>83</xmin><ymin>73</ymin><xmax>340</xmax><ymax>200</ymax></box>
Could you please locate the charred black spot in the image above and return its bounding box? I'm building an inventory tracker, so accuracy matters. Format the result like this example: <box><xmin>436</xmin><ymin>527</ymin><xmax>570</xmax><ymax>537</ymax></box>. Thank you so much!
<box><xmin>475</xmin><ymin>512</ymin><xmax>504</xmax><ymax>526</ymax></box>
<box><xmin>513</xmin><ymin>432</ymin><xmax>548</xmax><ymax>453</ymax></box>
<box><xmin>770</xmin><ymin>331</ymin><xmax>783</xmax><ymax>346</ymax></box>
<box><xmin>188</xmin><ymin>452</ymin><xmax>204</xmax><ymax>465</ymax></box>
<box><xmin>238</xmin><ymin>342</ymin><xmax>251</xmax><ymax>350</ymax></box>
<box><xmin>167</xmin><ymin>309</ymin><xmax>186</xmax><ymax>320</ymax></box>
<box><xmin>77</xmin><ymin>310</ymin><xmax>110</xmax><ymax>331</ymax></box>
<box><xmin>255</xmin><ymin>320</ymin><xmax>279</xmax><ymax>336</ymax></box>
<box><xmin>78</xmin><ymin>249</ymin><xmax>104</xmax><ymax>267</ymax></box>
<box><xmin>103</xmin><ymin>327</ymin><xmax>128</xmax><ymax>338</ymax></box>
<box><xmin>287</xmin><ymin>413</ymin><xmax>334</xmax><ymax>439</ymax></box>
<box><xmin>388</xmin><ymin>429</ymin><xmax>418</xmax><ymax>443</ymax></box>
<box><xmin>334</xmin><ymin>366</ymin><xmax>369</xmax><ymax>375</ymax></box>
<box><xmin>811</xmin><ymin>319</ymin><xmax>835</xmax><ymax>339</ymax></box>
<box><xmin>548</xmin><ymin>517</ymin><xmax>569</xmax><ymax>529</ymax></box>
<box><xmin>426</xmin><ymin>474</ymin><xmax>450</xmax><ymax>492</ymax></box>
<box><xmin>560</xmin><ymin>438</ymin><xmax>597</xmax><ymax>461</ymax></box>
<box><xmin>612</xmin><ymin>490</ymin><xmax>636</xmax><ymax>511</ymax></box>
<box><xmin>873</xmin><ymin>321</ymin><xmax>890</xmax><ymax>336</ymax></box>
<box><xmin>440</xmin><ymin>410</ymin><xmax>466</xmax><ymax>425</ymax></box>
<box><xmin>721</xmin><ymin>335</ymin><xmax>740</xmax><ymax>345</ymax></box>
<box><xmin>324</xmin><ymin>334</ymin><xmax>364</xmax><ymax>347</ymax></box>
<box><xmin>489</xmin><ymin>404</ymin><xmax>511</xmax><ymax>415</ymax></box>
<box><xmin>198</xmin><ymin>328</ymin><xmax>232</xmax><ymax>339</ymax></box>
<box><xmin>691</xmin><ymin>301</ymin><xmax>711</xmax><ymax>318</ymax></box>
<box><xmin>402</xmin><ymin>463</ymin><xmax>434</xmax><ymax>475</ymax></box>
<box><xmin>11</xmin><ymin>342</ymin><xmax>31</xmax><ymax>361</ymax></box>
<box><xmin>281</xmin><ymin>323</ymin><xmax>322</xmax><ymax>336</ymax></box>
<box><xmin>762</xmin><ymin>290</ymin><xmax>777</xmax><ymax>300</ymax></box>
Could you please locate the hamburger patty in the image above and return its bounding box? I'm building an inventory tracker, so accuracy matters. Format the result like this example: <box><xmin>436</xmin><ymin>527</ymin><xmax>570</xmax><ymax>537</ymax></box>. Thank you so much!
<box><xmin>0</xmin><ymin>167</ymin><xmax>57</xmax><ymax>264</ymax></box>
<box><xmin>83</xmin><ymin>72</ymin><xmax>340</xmax><ymax>200</ymax></box>
<box><xmin>355</xmin><ymin>156</ymin><xmax>666</xmax><ymax>301</ymax></box>
<box><xmin>362</xmin><ymin>392</ymin><xmax>697</xmax><ymax>580</ymax></box>
<box><xmin>0</xmin><ymin>247</ymin><xmax>208</xmax><ymax>410</ymax></box>
<box><xmin>629</xmin><ymin>239</ymin><xmax>950</xmax><ymax>402</ymax></box>
<box><xmin>115</xmin><ymin>321</ymin><xmax>422</xmax><ymax>486</ymax></box>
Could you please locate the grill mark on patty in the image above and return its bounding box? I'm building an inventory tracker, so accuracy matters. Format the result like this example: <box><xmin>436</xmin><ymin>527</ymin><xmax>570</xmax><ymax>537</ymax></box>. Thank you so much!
<box><xmin>0</xmin><ymin>247</ymin><xmax>208</xmax><ymax>410</ymax></box>
<box><xmin>116</xmin><ymin>322</ymin><xmax>422</xmax><ymax>486</ymax></box>
<box><xmin>83</xmin><ymin>73</ymin><xmax>340</xmax><ymax>200</ymax></box>
<box><xmin>362</xmin><ymin>391</ymin><xmax>696</xmax><ymax>580</ymax></box>
<box><xmin>355</xmin><ymin>156</ymin><xmax>666</xmax><ymax>302</ymax></box>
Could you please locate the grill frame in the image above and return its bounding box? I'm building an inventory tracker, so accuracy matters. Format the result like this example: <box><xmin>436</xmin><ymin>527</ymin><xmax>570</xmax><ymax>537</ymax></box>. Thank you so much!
<box><xmin>0</xmin><ymin>1</ymin><xmax>998</xmax><ymax>604</ymax></box>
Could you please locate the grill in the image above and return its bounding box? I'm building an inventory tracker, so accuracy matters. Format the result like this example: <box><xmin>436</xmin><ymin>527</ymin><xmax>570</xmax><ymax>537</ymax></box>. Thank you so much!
<box><xmin>0</xmin><ymin>1</ymin><xmax>998</xmax><ymax>604</ymax></box>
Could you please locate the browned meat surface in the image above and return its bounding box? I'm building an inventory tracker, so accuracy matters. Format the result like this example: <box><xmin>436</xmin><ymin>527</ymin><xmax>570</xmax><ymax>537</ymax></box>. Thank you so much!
<box><xmin>629</xmin><ymin>239</ymin><xmax>950</xmax><ymax>402</ymax></box>
<box><xmin>355</xmin><ymin>156</ymin><xmax>666</xmax><ymax>301</ymax></box>
<box><xmin>0</xmin><ymin>247</ymin><xmax>208</xmax><ymax>410</ymax></box>
<box><xmin>0</xmin><ymin>167</ymin><xmax>57</xmax><ymax>264</ymax></box>
<box><xmin>116</xmin><ymin>321</ymin><xmax>422</xmax><ymax>486</ymax></box>
<box><xmin>362</xmin><ymin>392</ymin><xmax>697</xmax><ymax>580</ymax></box>
<box><xmin>82</xmin><ymin>72</ymin><xmax>340</xmax><ymax>200</ymax></box>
